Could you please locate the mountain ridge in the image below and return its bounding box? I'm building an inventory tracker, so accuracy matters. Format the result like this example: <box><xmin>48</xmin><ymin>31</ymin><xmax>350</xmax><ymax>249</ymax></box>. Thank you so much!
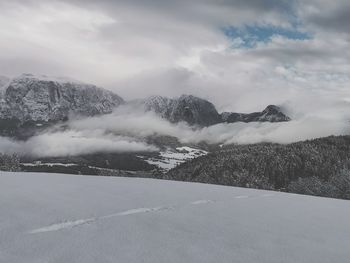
<box><xmin>0</xmin><ymin>74</ymin><xmax>124</xmax><ymax>129</ymax></box>
<box><xmin>142</xmin><ymin>94</ymin><xmax>290</xmax><ymax>126</ymax></box>
<box><xmin>0</xmin><ymin>74</ymin><xmax>291</xmax><ymax>137</ymax></box>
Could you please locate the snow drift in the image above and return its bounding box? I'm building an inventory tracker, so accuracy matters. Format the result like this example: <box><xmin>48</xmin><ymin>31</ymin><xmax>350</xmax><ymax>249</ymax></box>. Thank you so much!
<box><xmin>1</xmin><ymin>172</ymin><xmax>349</xmax><ymax>263</ymax></box>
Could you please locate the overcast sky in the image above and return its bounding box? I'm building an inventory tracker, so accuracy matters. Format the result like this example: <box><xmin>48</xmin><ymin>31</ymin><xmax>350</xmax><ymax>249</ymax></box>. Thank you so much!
<box><xmin>1</xmin><ymin>0</ymin><xmax>350</xmax><ymax>113</ymax></box>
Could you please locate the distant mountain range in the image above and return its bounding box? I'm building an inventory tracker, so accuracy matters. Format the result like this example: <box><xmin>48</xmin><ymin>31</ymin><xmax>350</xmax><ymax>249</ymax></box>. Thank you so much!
<box><xmin>0</xmin><ymin>74</ymin><xmax>290</xmax><ymax>137</ymax></box>
<box><xmin>142</xmin><ymin>95</ymin><xmax>290</xmax><ymax>125</ymax></box>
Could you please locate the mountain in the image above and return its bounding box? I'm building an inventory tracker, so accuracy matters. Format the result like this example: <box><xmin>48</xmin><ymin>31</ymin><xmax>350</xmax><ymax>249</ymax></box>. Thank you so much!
<box><xmin>143</xmin><ymin>95</ymin><xmax>291</xmax><ymax>126</ymax></box>
<box><xmin>144</xmin><ymin>95</ymin><xmax>221</xmax><ymax>126</ymax></box>
<box><xmin>0</xmin><ymin>74</ymin><xmax>291</xmax><ymax>132</ymax></box>
<box><xmin>0</xmin><ymin>74</ymin><xmax>124</xmax><ymax>135</ymax></box>
<box><xmin>221</xmin><ymin>105</ymin><xmax>291</xmax><ymax>123</ymax></box>
<box><xmin>165</xmin><ymin>135</ymin><xmax>350</xmax><ymax>200</ymax></box>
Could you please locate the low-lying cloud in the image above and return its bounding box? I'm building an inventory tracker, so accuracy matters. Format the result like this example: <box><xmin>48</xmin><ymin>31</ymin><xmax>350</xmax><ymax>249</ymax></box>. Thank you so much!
<box><xmin>69</xmin><ymin>104</ymin><xmax>350</xmax><ymax>146</ymax></box>
<box><xmin>0</xmin><ymin>100</ymin><xmax>349</xmax><ymax>158</ymax></box>
<box><xmin>0</xmin><ymin>130</ymin><xmax>158</xmax><ymax>157</ymax></box>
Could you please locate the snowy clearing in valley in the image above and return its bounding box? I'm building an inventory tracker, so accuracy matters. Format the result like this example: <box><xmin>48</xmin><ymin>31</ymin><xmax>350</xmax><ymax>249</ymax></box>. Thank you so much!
<box><xmin>141</xmin><ymin>146</ymin><xmax>208</xmax><ymax>170</ymax></box>
<box><xmin>0</xmin><ymin>171</ymin><xmax>349</xmax><ymax>263</ymax></box>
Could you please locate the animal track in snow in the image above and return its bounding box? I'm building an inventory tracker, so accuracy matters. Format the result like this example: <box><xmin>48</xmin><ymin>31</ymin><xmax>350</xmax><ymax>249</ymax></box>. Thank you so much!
<box><xmin>29</xmin><ymin>205</ymin><xmax>178</xmax><ymax>234</ymax></box>
<box><xmin>28</xmin><ymin>194</ymin><xmax>274</xmax><ymax>234</ymax></box>
<box><xmin>28</xmin><ymin>218</ymin><xmax>95</xmax><ymax>234</ymax></box>
<box><xmin>191</xmin><ymin>200</ymin><xmax>215</xmax><ymax>205</ymax></box>
<box><xmin>235</xmin><ymin>195</ymin><xmax>249</xmax><ymax>199</ymax></box>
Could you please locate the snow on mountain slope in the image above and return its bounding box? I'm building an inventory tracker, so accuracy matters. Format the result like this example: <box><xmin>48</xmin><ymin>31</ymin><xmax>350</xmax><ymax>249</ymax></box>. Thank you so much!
<box><xmin>143</xmin><ymin>95</ymin><xmax>173</xmax><ymax>119</ymax></box>
<box><xmin>0</xmin><ymin>73</ymin><xmax>124</xmax><ymax>124</ymax></box>
<box><xmin>1</xmin><ymin>172</ymin><xmax>349</xmax><ymax>263</ymax></box>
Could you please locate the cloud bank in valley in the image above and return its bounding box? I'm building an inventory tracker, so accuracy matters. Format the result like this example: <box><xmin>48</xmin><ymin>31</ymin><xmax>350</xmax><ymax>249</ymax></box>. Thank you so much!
<box><xmin>0</xmin><ymin>130</ymin><xmax>158</xmax><ymax>157</ymax></box>
<box><xmin>0</xmin><ymin>102</ymin><xmax>349</xmax><ymax>157</ymax></box>
<box><xmin>69</xmin><ymin>104</ymin><xmax>350</xmax><ymax>145</ymax></box>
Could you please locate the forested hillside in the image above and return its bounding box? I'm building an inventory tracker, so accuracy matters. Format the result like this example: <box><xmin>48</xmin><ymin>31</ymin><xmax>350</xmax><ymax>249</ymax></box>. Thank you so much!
<box><xmin>166</xmin><ymin>136</ymin><xmax>350</xmax><ymax>199</ymax></box>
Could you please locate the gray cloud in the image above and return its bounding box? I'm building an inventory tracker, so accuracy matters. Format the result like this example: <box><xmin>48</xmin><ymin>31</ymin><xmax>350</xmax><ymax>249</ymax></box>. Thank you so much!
<box><xmin>0</xmin><ymin>0</ymin><xmax>295</xmax><ymax>86</ymax></box>
<box><xmin>297</xmin><ymin>0</ymin><xmax>350</xmax><ymax>36</ymax></box>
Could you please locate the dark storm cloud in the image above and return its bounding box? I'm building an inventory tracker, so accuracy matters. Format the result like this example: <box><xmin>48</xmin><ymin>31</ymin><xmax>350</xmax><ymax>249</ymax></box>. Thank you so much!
<box><xmin>297</xmin><ymin>0</ymin><xmax>350</xmax><ymax>36</ymax></box>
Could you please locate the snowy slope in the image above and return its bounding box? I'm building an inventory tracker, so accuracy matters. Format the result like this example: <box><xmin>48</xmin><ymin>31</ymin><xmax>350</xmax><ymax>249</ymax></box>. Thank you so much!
<box><xmin>1</xmin><ymin>172</ymin><xmax>349</xmax><ymax>263</ymax></box>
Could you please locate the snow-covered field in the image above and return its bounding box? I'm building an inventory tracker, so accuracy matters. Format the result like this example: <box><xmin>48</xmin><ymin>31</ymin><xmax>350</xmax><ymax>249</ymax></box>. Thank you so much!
<box><xmin>141</xmin><ymin>146</ymin><xmax>208</xmax><ymax>170</ymax></box>
<box><xmin>1</xmin><ymin>172</ymin><xmax>349</xmax><ymax>263</ymax></box>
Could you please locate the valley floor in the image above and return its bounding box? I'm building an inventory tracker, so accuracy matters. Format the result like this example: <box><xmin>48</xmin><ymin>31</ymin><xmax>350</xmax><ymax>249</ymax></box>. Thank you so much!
<box><xmin>0</xmin><ymin>172</ymin><xmax>349</xmax><ymax>263</ymax></box>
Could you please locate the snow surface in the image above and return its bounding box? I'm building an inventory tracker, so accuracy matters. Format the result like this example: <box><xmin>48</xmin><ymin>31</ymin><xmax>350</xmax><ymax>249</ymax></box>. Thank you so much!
<box><xmin>1</xmin><ymin>172</ymin><xmax>349</xmax><ymax>263</ymax></box>
<box><xmin>142</xmin><ymin>146</ymin><xmax>208</xmax><ymax>170</ymax></box>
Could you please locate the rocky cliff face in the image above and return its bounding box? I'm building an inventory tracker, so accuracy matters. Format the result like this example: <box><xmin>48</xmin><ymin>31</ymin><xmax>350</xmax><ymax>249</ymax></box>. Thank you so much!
<box><xmin>143</xmin><ymin>95</ymin><xmax>221</xmax><ymax>126</ymax></box>
<box><xmin>0</xmin><ymin>74</ymin><xmax>124</xmax><ymax>124</ymax></box>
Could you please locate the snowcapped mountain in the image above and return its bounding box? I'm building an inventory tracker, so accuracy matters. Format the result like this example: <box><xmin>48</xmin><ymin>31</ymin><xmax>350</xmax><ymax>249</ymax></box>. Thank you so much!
<box><xmin>143</xmin><ymin>95</ymin><xmax>221</xmax><ymax>126</ymax></box>
<box><xmin>0</xmin><ymin>74</ymin><xmax>291</xmax><ymax>132</ymax></box>
<box><xmin>0</xmin><ymin>74</ymin><xmax>124</xmax><ymax>125</ymax></box>
<box><xmin>143</xmin><ymin>95</ymin><xmax>290</xmax><ymax>126</ymax></box>
<box><xmin>221</xmin><ymin>105</ymin><xmax>290</xmax><ymax>123</ymax></box>
<box><xmin>143</xmin><ymin>95</ymin><xmax>173</xmax><ymax>119</ymax></box>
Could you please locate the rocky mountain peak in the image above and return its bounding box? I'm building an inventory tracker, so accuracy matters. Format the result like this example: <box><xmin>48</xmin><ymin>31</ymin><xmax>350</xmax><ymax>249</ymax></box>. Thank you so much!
<box><xmin>170</xmin><ymin>95</ymin><xmax>221</xmax><ymax>126</ymax></box>
<box><xmin>259</xmin><ymin>105</ymin><xmax>291</xmax><ymax>122</ymax></box>
<box><xmin>143</xmin><ymin>94</ymin><xmax>221</xmax><ymax>126</ymax></box>
<box><xmin>0</xmin><ymin>74</ymin><xmax>124</xmax><ymax>125</ymax></box>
